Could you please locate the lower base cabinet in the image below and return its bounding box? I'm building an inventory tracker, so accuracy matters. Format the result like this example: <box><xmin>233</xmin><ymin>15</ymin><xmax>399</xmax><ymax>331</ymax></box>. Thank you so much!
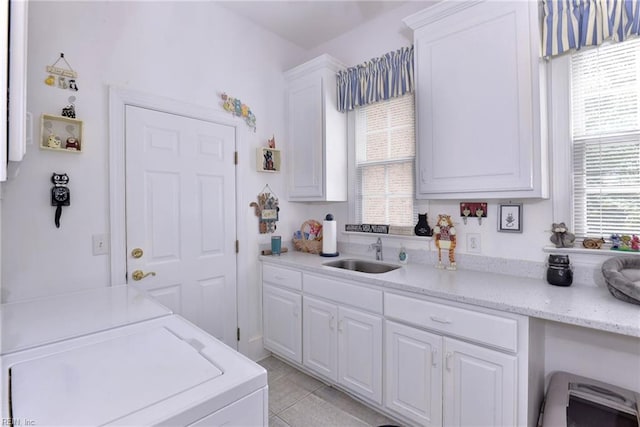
<box><xmin>303</xmin><ymin>295</ymin><xmax>383</xmax><ymax>405</ymax></box>
<box><xmin>385</xmin><ymin>320</ymin><xmax>443</xmax><ymax>426</ymax></box>
<box><xmin>263</xmin><ymin>284</ymin><xmax>302</xmax><ymax>364</ymax></box>
<box><xmin>385</xmin><ymin>320</ymin><xmax>517</xmax><ymax>427</ymax></box>
<box><xmin>261</xmin><ymin>263</ymin><xmax>536</xmax><ymax>427</ymax></box>
<box><xmin>443</xmin><ymin>338</ymin><xmax>516</xmax><ymax>427</ymax></box>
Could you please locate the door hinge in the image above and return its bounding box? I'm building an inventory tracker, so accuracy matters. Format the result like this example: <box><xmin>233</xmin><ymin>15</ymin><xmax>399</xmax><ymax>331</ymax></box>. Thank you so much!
<box><xmin>236</xmin><ymin>240</ymin><xmax>239</xmax><ymax>253</ymax></box>
<box><xmin>237</xmin><ymin>327</ymin><xmax>240</xmax><ymax>341</ymax></box>
<box><xmin>234</xmin><ymin>151</ymin><xmax>238</xmax><ymax>165</ymax></box>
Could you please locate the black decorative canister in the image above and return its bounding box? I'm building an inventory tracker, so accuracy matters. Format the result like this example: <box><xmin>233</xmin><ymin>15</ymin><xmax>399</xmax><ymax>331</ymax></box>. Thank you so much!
<box><xmin>546</xmin><ymin>254</ymin><xmax>573</xmax><ymax>286</ymax></box>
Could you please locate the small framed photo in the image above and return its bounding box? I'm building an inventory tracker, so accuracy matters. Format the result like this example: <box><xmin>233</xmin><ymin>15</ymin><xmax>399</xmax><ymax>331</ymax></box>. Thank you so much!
<box><xmin>498</xmin><ymin>203</ymin><xmax>522</xmax><ymax>233</ymax></box>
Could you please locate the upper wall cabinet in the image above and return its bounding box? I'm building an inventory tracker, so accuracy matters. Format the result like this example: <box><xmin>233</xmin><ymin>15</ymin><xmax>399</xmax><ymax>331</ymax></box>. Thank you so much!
<box><xmin>285</xmin><ymin>55</ymin><xmax>347</xmax><ymax>202</ymax></box>
<box><xmin>405</xmin><ymin>1</ymin><xmax>548</xmax><ymax>199</ymax></box>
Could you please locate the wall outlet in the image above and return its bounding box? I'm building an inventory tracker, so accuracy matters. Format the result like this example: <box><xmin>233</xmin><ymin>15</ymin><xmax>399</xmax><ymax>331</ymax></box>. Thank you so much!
<box><xmin>92</xmin><ymin>233</ymin><xmax>109</xmax><ymax>255</ymax></box>
<box><xmin>467</xmin><ymin>233</ymin><xmax>481</xmax><ymax>254</ymax></box>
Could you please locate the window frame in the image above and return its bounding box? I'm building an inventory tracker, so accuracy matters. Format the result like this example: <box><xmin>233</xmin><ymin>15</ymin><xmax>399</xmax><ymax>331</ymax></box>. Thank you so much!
<box><xmin>346</xmin><ymin>95</ymin><xmax>418</xmax><ymax>231</ymax></box>
<box><xmin>549</xmin><ymin>43</ymin><xmax>640</xmax><ymax>239</ymax></box>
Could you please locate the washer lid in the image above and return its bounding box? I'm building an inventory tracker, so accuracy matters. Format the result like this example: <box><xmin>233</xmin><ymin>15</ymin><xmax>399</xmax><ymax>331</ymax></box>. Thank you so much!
<box><xmin>1</xmin><ymin>286</ymin><xmax>172</xmax><ymax>354</ymax></box>
<box><xmin>9</xmin><ymin>326</ymin><xmax>223</xmax><ymax>426</ymax></box>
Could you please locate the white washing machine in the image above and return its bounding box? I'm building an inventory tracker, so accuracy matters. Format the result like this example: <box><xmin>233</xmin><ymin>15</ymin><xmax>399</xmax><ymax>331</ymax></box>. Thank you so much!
<box><xmin>0</xmin><ymin>286</ymin><xmax>268</xmax><ymax>426</ymax></box>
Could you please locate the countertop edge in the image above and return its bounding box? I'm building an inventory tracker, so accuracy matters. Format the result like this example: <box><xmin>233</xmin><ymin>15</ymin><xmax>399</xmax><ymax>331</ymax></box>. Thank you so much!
<box><xmin>260</xmin><ymin>253</ymin><xmax>640</xmax><ymax>339</ymax></box>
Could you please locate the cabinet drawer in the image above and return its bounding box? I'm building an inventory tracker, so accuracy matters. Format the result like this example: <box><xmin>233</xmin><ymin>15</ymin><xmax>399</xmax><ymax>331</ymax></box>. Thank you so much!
<box><xmin>263</xmin><ymin>264</ymin><xmax>302</xmax><ymax>291</ymax></box>
<box><xmin>385</xmin><ymin>293</ymin><xmax>518</xmax><ymax>352</ymax></box>
<box><xmin>304</xmin><ymin>274</ymin><xmax>383</xmax><ymax>314</ymax></box>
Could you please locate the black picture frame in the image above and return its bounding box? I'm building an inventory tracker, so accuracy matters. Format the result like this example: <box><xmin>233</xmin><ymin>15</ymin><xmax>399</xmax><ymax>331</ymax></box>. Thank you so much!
<box><xmin>498</xmin><ymin>203</ymin><xmax>522</xmax><ymax>233</ymax></box>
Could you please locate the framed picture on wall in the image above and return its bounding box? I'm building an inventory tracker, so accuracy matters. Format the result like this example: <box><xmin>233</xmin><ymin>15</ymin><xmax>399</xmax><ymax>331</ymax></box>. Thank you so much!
<box><xmin>498</xmin><ymin>203</ymin><xmax>522</xmax><ymax>233</ymax></box>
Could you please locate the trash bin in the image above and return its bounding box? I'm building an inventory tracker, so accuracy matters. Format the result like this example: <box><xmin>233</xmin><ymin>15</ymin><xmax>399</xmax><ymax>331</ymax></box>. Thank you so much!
<box><xmin>538</xmin><ymin>371</ymin><xmax>640</xmax><ymax>427</ymax></box>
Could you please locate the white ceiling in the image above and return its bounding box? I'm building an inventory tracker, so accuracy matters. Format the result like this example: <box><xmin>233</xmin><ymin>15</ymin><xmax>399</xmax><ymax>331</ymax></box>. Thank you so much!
<box><xmin>218</xmin><ymin>1</ymin><xmax>410</xmax><ymax>50</ymax></box>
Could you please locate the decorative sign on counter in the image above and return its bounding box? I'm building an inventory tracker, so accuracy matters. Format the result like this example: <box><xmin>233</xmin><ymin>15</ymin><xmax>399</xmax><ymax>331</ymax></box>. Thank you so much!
<box><xmin>345</xmin><ymin>224</ymin><xmax>389</xmax><ymax>234</ymax></box>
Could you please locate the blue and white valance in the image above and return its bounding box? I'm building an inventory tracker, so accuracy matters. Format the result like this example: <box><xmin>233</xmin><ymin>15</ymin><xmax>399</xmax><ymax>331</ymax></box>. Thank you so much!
<box><xmin>337</xmin><ymin>46</ymin><xmax>414</xmax><ymax>112</ymax></box>
<box><xmin>542</xmin><ymin>0</ymin><xmax>640</xmax><ymax>57</ymax></box>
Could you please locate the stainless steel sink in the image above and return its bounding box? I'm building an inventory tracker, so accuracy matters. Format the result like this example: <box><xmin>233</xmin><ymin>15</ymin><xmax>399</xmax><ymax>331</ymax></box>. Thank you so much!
<box><xmin>323</xmin><ymin>258</ymin><xmax>401</xmax><ymax>274</ymax></box>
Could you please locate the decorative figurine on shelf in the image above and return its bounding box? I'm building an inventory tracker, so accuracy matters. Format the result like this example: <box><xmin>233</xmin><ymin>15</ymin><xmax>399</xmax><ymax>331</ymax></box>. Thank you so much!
<box><xmin>610</xmin><ymin>234</ymin><xmax>622</xmax><ymax>249</ymax></box>
<box><xmin>47</xmin><ymin>134</ymin><xmax>62</xmax><ymax>149</ymax></box>
<box><xmin>631</xmin><ymin>235</ymin><xmax>640</xmax><ymax>251</ymax></box>
<box><xmin>434</xmin><ymin>214</ymin><xmax>457</xmax><ymax>270</ymax></box>
<box><xmin>582</xmin><ymin>237</ymin><xmax>605</xmax><ymax>249</ymax></box>
<box><xmin>550</xmin><ymin>222</ymin><xmax>576</xmax><ymax>248</ymax></box>
<box><xmin>65</xmin><ymin>137</ymin><xmax>79</xmax><ymax>150</ymax></box>
<box><xmin>263</xmin><ymin>150</ymin><xmax>275</xmax><ymax>171</ymax></box>
<box><xmin>268</xmin><ymin>135</ymin><xmax>276</xmax><ymax>149</ymax></box>
<box><xmin>414</xmin><ymin>213</ymin><xmax>433</xmax><ymax>236</ymax></box>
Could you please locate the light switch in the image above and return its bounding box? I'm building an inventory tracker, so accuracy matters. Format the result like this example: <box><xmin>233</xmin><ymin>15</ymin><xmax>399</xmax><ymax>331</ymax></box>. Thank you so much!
<box><xmin>92</xmin><ymin>233</ymin><xmax>109</xmax><ymax>255</ymax></box>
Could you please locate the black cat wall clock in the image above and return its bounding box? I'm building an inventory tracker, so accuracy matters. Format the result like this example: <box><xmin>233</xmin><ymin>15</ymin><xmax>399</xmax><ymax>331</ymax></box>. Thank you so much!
<box><xmin>51</xmin><ymin>173</ymin><xmax>70</xmax><ymax>228</ymax></box>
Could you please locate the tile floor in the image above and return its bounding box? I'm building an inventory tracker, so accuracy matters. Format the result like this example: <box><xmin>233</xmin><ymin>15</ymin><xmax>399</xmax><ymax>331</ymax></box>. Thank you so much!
<box><xmin>258</xmin><ymin>356</ymin><xmax>402</xmax><ymax>427</ymax></box>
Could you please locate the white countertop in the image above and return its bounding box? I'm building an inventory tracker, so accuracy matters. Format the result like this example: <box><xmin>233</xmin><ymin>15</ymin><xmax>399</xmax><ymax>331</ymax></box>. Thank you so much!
<box><xmin>261</xmin><ymin>252</ymin><xmax>640</xmax><ymax>338</ymax></box>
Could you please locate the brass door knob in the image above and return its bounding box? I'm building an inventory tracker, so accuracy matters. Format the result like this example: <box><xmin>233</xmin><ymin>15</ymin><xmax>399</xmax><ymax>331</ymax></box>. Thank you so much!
<box><xmin>131</xmin><ymin>270</ymin><xmax>156</xmax><ymax>281</ymax></box>
<box><xmin>131</xmin><ymin>248</ymin><xmax>144</xmax><ymax>259</ymax></box>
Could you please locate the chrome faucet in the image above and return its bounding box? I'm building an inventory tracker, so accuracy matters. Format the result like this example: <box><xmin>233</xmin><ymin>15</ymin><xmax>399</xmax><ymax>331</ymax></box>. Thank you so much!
<box><xmin>369</xmin><ymin>237</ymin><xmax>383</xmax><ymax>261</ymax></box>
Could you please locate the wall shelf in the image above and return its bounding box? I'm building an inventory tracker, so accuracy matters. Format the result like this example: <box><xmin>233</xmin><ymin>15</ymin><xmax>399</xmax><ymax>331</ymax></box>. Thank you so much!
<box><xmin>257</xmin><ymin>147</ymin><xmax>280</xmax><ymax>172</ymax></box>
<box><xmin>40</xmin><ymin>114</ymin><xmax>83</xmax><ymax>153</ymax></box>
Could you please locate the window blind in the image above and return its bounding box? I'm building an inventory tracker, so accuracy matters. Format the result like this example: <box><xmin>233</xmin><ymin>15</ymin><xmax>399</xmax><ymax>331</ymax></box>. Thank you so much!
<box><xmin>355</xmin><ymin>94</ymin><xmax>416</xmax><ymax>228</ymax></box>
<box><xmin>571</xmin><ymin>38</ymin><xmax>640</xmax><ymax>237</ymax></box>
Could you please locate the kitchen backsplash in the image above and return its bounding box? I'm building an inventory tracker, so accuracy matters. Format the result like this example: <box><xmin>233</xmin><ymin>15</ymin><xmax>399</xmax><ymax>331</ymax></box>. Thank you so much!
<box><xmin>337</xmin><ymin>241</ymin><xmax>603</xmax><ymax>288</ymax></box>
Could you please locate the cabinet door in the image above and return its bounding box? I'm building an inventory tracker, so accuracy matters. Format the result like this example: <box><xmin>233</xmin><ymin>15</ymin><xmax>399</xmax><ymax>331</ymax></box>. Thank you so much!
<box><xmin>303</xmin><ymin>296</ymin><xmax>338</xmax><ymax>382</ymax></box>
<box><xmin>338</xmin><ymin>306</ymin><xmax>383</xmax><ymax>404</ymax></box>
<box><xmin>414</xmin><ymin>1</ymin><xmax>543</xmax><ymax>198</ymax></box>
<box><xmin>385</xmin><ymin>321</ymin><xmax>443</xmax><ymax>426</ymax></box>
<box><xmin>443</xmin><ymin>338</ymin><xmax>517</xmax><ymax>427</ymax></box>
<box><xmin>287</xmin><ymin>74</ymin><xmax>324</xmax><ymax>199</ymax></box>
<box><xmin>263</xmin><ymin>285</ymin><xmax>302</xmax><ymax>363</ymax></box>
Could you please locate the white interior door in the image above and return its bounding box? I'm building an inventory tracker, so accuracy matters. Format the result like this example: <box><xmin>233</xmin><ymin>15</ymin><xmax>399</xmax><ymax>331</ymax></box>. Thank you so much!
<box><xmin>124</xmin><ymin>105</ymin><xmax>237</xmax><ymax>349</ymax></box>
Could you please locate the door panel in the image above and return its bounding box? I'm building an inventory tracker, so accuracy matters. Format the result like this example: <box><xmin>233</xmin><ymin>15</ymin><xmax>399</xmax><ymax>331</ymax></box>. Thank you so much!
<box><xmin>443</xmin><ymin>338</ymin><xmax>516</xmax><ymax>427</ymax></box>
<box><xmin>338</xmin><ymin>306</ymin><xmax>382</xmax><ymax>404</ymax></box>
<box><xmin>303</xmin><ymin>296</ymin><xmax>338</xmax><ymax>381</ymax></box>
<box><xmin>385</xmin><ymin>321</ymin><xmax>443</xmax><ymax>426</ymax></box>
<box><xmin>125</xmin><ymin>105</ymin><xmax>237</xmax><ymax>348</ymax></box>
<box><xmin>263</xmin><ymin>285</ymin><xmax>302</xmax><ymax>363</ymax></box>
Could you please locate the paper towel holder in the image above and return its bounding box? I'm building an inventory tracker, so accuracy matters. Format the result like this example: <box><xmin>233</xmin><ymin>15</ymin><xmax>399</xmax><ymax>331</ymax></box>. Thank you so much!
<box><xmin>320</xmin><ymin>213</ymin><xmax>339</xmax><ymax>257</ymax></box>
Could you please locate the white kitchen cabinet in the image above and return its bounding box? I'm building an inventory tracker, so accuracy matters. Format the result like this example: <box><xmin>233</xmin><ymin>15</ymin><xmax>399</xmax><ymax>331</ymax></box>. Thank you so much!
<box><xmin>385</xmin><ymin>292</ymin><xmax>526</xmax><ymax>427</ymax></box>
<box><xmin>284</xmin><ymin>55</ymin><xmax>347</xmax><ymax>201</ymax></box>
<box><xmin>2</xmin><ymin>0</ymin><xmax>29</xmax><ymax>181</ymax></box>
<box><xmin>385</xmin><ymin>320</ymin><xmax>443</xmax><ymax>426</ymax></box>
<box><xmin>443</xmin><ymin>337</ymin><xmax>516</xmax><ymax>427</ymax></box>
<box><xmin>337</xmin><ymin>305</ymin><xmax>383</xmax><ymax>404</ymax></box>
<box><xmin>303</xmin><ymin>295</ymin><xmax>383</xmax><ymax>405</ymax></box>
<box><xmin>303</xmin><ymin>296</ymin><xmax>338</xmax><ymax>381</ymax></box>
<box><xmin>262</xmin><ymin>284</ymin><xmax>302</xmax><ymax>364</ymax></box>
<box><xmin>404</xmin><ymin>1</ymin><xmax>548</xmax><ymax>199</ymax></box>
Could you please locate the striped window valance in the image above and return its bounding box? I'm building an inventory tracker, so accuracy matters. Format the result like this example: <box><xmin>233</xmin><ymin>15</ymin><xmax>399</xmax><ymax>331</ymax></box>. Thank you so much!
<box><xmin>337</xmin><ymin>46</ymin><xmax>414</xmax><ymax>112</ymax></box>
<box><xmin>542</xmin><ymin>0</ymin><xmax>640</xmax><ymax>57</ymax></box>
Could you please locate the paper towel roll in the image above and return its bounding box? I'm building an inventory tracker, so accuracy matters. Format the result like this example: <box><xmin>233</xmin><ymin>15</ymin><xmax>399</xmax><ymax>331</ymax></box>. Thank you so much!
<box><xmin>322</xmin><ymin>217</ymin><xmax>338</xmax><ymax>255</ymax></box>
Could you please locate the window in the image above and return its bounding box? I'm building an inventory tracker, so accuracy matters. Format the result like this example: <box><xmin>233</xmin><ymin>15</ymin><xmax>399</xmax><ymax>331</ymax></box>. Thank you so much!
<box><xmin>570</xmin><ymin>38</ymin><xmax>640</xmax><ymax>237</ymax></box>
<box><xmin>353</xmin><ymin>94</ymin><xmax>416</xmax><ymax>228</ymax></box>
